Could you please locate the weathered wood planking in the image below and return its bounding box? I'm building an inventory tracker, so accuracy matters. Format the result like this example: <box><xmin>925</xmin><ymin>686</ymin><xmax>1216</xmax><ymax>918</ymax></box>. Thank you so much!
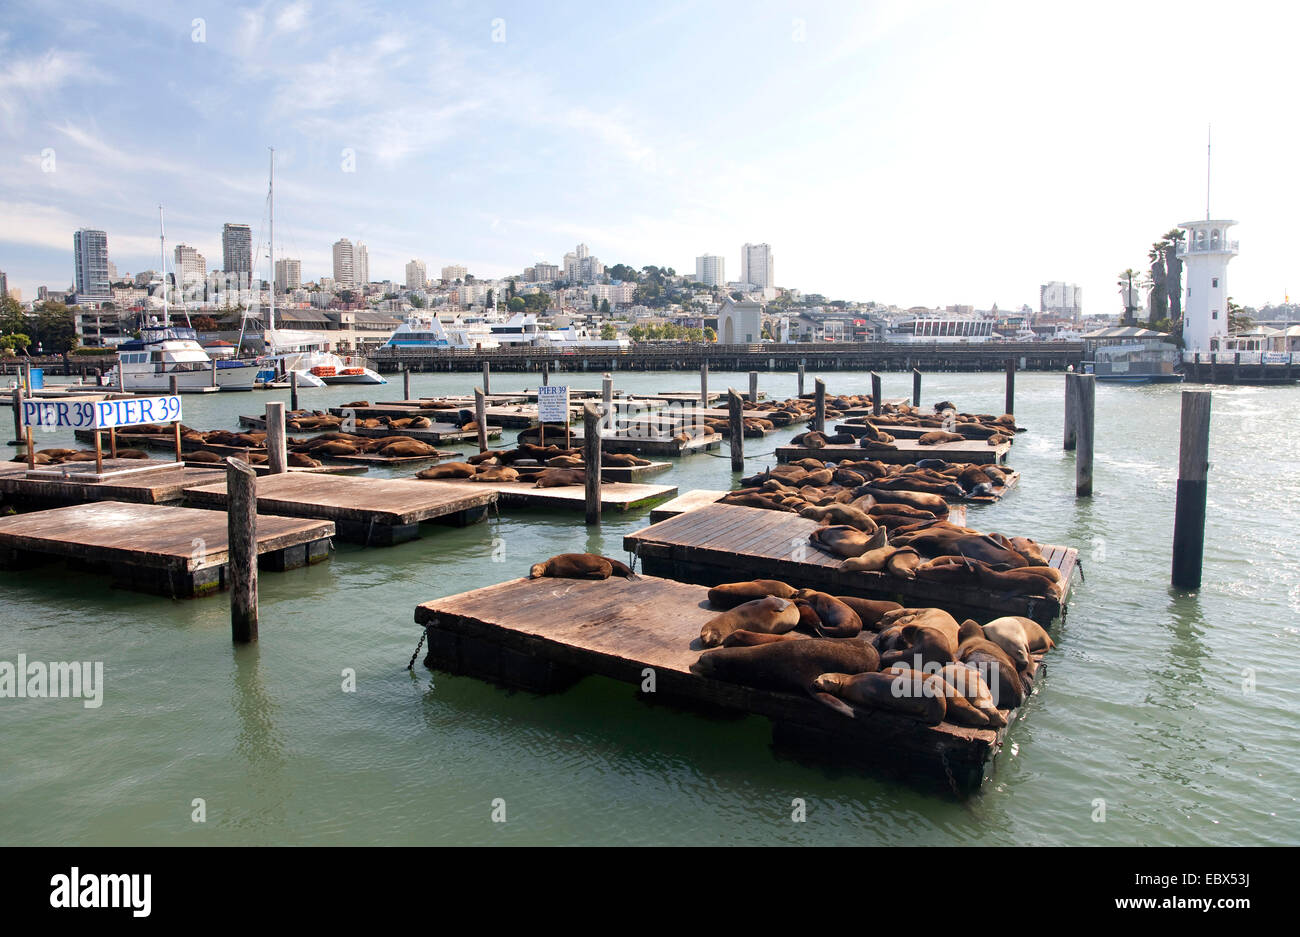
<box><xmin>776</xmin><ymin>438</ymin><xmax>1010</xmax><ymax>466</ymax></box>
<box><xmin>413</xmin><ymin>476</ymin><xmax>677</xmax><ymax>512</ymax></box>
<box><xmin>504</xmin><ymin>459</ymin><xmax>673</xmax><ymax>483</ymax></box>
<box><xmin>624</xmin><ymin>503</ymin><xmax>1074</xmax><ymax>625</ymax></box>
<box><xmin>835</xmin><ymin>422</ymin><xmax>1011</xmax><ymax>441</ymax></box>
<box><xmin>601</xmin><ymin>431</ymin><xmax>723</xmax><ymax>456</ymax></box>
<box><xmin>649</xmin><ymin>489</ymin><xmax>728</xmax><ymax>522</ymax></box>
<box><xmin>184</xmin><ymin>473</ymin><xmax>496</xmax><ymax>544</ymax></box>
<box><xmin>0</xmin><ymin>501</ymin><xmax>333</xmax><ymax>596</ymax></box>
<box><xmin>0</xmin><ymin>460</ymin><xmax>225</xmax><ymax>506</ymax></box>
<box><xmin>414</xmin><ymin>575</ymin><xmax>1013</xmax><ymax>794</ymax></box>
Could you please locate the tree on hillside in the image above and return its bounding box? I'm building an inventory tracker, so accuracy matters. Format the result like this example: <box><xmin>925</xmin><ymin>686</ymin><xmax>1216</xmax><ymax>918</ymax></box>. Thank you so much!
<box><xmin>600</xmin><ymin>323</ymin><xmax>617</xmax><ymax>340</ymax></box>
<box><xmin>508</xmin><ymin>296</ymin><xmax>526</xmax><ymax>312</ymax></box>
<box><xmin>599</xmin><ymin>298</ymin><xmax>610</xmax><ymax>315</ymax></box>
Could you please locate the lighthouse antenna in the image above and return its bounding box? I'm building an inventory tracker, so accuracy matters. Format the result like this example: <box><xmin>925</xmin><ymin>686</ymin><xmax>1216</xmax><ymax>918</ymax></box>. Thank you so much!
<box><xmin>1206</xmin><ymin>124</ymin><xmax>1212</xmax><ymax>221</ymax></box>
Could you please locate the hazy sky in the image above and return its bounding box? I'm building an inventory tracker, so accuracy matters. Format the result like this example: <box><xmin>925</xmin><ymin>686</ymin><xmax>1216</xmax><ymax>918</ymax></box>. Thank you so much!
<box><xmin>1</xmin><ymin>0</ymin><xmax>1296</xmax><ymax>313</ymax></box>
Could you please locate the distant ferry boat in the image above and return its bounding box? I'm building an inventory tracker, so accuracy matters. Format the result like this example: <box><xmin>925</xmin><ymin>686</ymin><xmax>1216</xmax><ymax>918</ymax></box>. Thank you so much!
<box><xmin>383</xmin><ymin>313</ymin><xmax>499</xmax><ymax>351</ymax></box>
<box><xmin>383</xmin><ymin>312</ymin><xmax>628</xmax><ymax>352</ymax></box>
<box><xmin>1087</xmin><ymin>341</ymin><xmax>1184</xmax><ymax>383</ymax></box>
<box><xmin>256</xmin><ymin>328</ymin><xmax>387</xmax><ymax>385</ymax></box>
<box><xmin>108</xmin><ymin>324</ymin><xmax>258</xmax><ymax>391</ymax></box>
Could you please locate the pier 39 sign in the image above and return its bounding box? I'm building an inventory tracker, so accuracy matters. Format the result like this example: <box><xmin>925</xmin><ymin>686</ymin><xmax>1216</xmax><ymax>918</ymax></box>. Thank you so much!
<box><xmin>537</xmin><ymin>385</ymin><xmax>570</xmax><ymax>423</ymax></box>
<box><xmin>22</xmin><ymin>395</ymin><xmax>183</xmax><ymax>431</ymax></box>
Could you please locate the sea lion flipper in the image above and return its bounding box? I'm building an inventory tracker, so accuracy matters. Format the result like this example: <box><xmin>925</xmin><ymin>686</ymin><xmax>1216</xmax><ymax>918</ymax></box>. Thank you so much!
<box><xmin>810</xmin><ymin>690</ymin><xmax>856</xmax><ymax>719</ymax></box>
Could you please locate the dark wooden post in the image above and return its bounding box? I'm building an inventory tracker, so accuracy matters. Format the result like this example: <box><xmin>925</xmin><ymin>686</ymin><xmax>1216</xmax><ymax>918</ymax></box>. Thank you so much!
<box><xmin>1004</xmin><ymin>358</ymin><xmax>1016</xmax><ymax>416</ymax></box>
<box><xmin>542</xmin><ymin>360</ymin><xmax>549</xmax><ymax>386</ymax></box>
<box><xmin>748</xmin><ymin>370</ymin><xmax>758</xmax><ymax>404</ymax></box>
<box><xmin>169</xmin><ymin>375</ymin><xmax>179</xmax><ymax>396</ymax></box>
<box><xmin>173</xmin><ymin>420</ymin><xmax>182</xmax><ymax>463</ymax></box>
<box><xmin>226</xmin><ymin>457</ymin><xmax>259</xmax><ymax>643</ymax></box>
<box><xmin>582</xmin><ymin>402</ymin><xmax>602</xmax><ymax>525</ymax></box>
<box><xmin>1074</xmin><ymin>374</ymin><xmax>1095</xmax><ymax>497</ymax></box>
<box><xmin>797</xmin><ymin>363</ymin><xmax>805</xmax><ymax>397</ymax></box>
<box><xmin>109</xmin><ymin>426</ymin><xmax>117</xmax><ymax>458</ymax></box>
<box><xmin>23</xmin><ymin>361</ymin><xmax>32</xmax><ymax>394</ymax></box>
<box><xmin>402</xmin><ymin>367</ymin><xmax>411</xmax><ymax>400</ymax></box>
<box><xmin>871</xmin><ymin>372</ymin><xmax>882</xmax><ymax>416</ymax></box>
<box><xmin>265</xmin><ymin>401</ymin><xmax>288</xmax><ymax>473</ymax></box>
<box><xmin>210</xmin><ymin>360</ymin><xmax>217</xmax><ymax>388</ymax></box>
<box><xmin>700</xmin><ymin>360</ymin><xmax>708</xmax><ymax>406</ymax></box>
<box><xmin>728</xmin><ymin>388</ymin><xmax>744</xmax><ymax>471</ymax></box>
<box><xmin>474</xmin><ymin>387</ymin><xmax>488</xmax><ymax>452</ymax></box>
<box><xmin>912</xmin><ymin>368</ymin><xmax>921</xmax><ymax>407</ymax></box>
<box><xmin>10</xmin><ymin>383</ymin><xmax>21</xmax><ymax>445</ymax></box>
<box><xmin>289</xmin><ymin>369</ymin><xmax>299</xmax><ymax>412</ymax></box>
<box><xmin>1063</xmin><ymin>372</ymin><xmax>1077</xmax><ymax>450</ymax></box>
<box><xmin>116</xmin><ymin>362</ymin><xmax>125</xmax><ymax>392</ymax></box>
<box><xmin>93</xmin><ymin>424</ymin><xmax>104</xmax><ymax>474</ymax></box>
<box><xmin>602</xmin><ymin>373</ymin><xmax>613</xmax><ymax>432</ymax></box>
<box><xmin>814</xmin><ymin>379</ymin><xmax>826</xmax><ymax>432</ymax></box>
<box><xmin>1172</xmin><ymin>390</ymin><xmax>1211</xmax><ymax>589</ymax></box>
<box><xmin>481</xmin><ymin>361</ymin><xmax>490</xmax><ymax>396</ymax></box>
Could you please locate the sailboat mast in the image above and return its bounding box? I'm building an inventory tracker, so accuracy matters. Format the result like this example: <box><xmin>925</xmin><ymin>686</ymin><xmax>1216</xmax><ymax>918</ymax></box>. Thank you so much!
<box><xmin>159</xmin><ymin>204</ymin><xmax>168</xmax><ymax>326</ymax></box>
<box><xmin>269</xmin><ymin>146</ymin><xmax>276</xmax><ymax>332</ymax></box>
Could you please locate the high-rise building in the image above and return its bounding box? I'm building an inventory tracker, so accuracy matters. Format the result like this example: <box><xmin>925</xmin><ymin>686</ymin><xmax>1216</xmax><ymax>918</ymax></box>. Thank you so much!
<box><xmin>1040</xmin><ymin>281</ymin><xmax>1082</xmax><ymax>318</ymax></box>
<box><xmin>695</xmin><ymin>254</ymin><xmax>725</xmax><ymax>287</ymax></box>
<box><xmin>174</xmin><ymin>244</ymin><xmax>207</xmax><ymax>284</ymax></box>
<box><xmin>275</xmin><ymin>258</ymin><xmax>302</xmax><ymax>293</ymax></box>
<box><xmin>355</xmin><ymin>241</ymin><xmax>369</xmax><ymax>285</ymax></box>
<box><xmin>73</xmin><ymin>228</ymin><xmax>111</xmax><ymax>299</ymax></box>
<box><xmin>222</xmin><ymin>224</ymin><xmax>252</xmax><ymax>279</ymax></box>
<box><xmin>740</xmin><ymin>243</ymin><xmax>774</xmax><ymax>289</ymax></box>
<box><xmin>562</xmin><ymin>243</ymin><xmax>604</xmax><ymax>284</ymax></box>
<box><xmin>405</xmin><ymin>259</ymin><xmax>427</xmax><ymax>290</ymax></box>
<box><xmin>333</xmin><ymin>238</ymin><xmax>357</xmax><ymax>287</ymax></box>
<box><xmin>0</xmin><ymin>270</ymin><xmax>7</xmax><ymax>298</ymax></box>
<box><xmin>441</xmin><ymin>264</ymin><xmax>468</xmax><ymax>282</ymax></box>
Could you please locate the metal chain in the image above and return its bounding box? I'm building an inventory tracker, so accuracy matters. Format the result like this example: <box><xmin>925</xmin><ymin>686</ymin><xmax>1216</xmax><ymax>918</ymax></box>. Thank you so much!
<box><xmin>406</xmin><ymin>624</ymin><xmax>430</xmax><ymax>671</ymax></box>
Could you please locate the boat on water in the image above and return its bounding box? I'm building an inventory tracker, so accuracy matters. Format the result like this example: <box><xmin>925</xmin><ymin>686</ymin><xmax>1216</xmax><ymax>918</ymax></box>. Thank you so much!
<box><xmin>1086</xmin><ymin>340</ymin><xmax>1184</xmax><ymax>383</ymax></box>
<box><xmin>382</xmin><ymin>312</ymin><xmax>500</xmax><ymax>351</ymax></box>
<box><xmin>256</xmin><ymin>328</ymin><xmax>387</xmax><ymax>386</ymax></box>
<box><xmin>107</xmin><ymin>323</ymin><xmax>259</xmax><ymax>391</ymax></box>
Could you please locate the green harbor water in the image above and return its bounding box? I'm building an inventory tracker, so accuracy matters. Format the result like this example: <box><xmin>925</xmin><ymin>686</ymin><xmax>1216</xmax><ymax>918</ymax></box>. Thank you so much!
<box><xmin>2</xmin><ymin>369</ymin><xmax>1297</xmax><ymax>845</ymax></box>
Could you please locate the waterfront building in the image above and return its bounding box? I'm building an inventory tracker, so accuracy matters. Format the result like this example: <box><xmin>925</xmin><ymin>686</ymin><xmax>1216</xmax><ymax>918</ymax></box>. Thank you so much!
<box><xmin>1179</xmin><ymin>218</ymin><xmax>1237</xmax><ymax>352</ymax></box>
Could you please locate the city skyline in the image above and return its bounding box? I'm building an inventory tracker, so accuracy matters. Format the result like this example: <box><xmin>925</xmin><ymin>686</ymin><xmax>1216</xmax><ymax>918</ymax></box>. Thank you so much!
<box><xmin>2</xmin><ymin>1</ymin><xmax>1298</xmax><ymax>312</ymax></box>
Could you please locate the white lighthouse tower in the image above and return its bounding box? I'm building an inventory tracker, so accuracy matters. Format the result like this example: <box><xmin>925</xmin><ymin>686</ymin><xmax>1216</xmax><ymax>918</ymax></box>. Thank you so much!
<box><xmin>1178</xmin><ymin>217</ymin><xmax>1237</xmax><ymax>352</ymax></box>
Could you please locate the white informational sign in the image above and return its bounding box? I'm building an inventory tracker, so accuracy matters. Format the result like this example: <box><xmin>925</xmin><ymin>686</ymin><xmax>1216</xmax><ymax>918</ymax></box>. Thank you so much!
<box><xmin>22</xmin><ymin>395</ymin><xmax>183</xmax><ymax>430</ymax></box>
<box><xmin>1263</xmin><ymin>351</ymin><xmax>1292</xmax><ymax>365</ymax></box>
<box><xmin>537</xmin><ymin>385</ymin><xmax>570</xmax><ymax>423</ymax></box>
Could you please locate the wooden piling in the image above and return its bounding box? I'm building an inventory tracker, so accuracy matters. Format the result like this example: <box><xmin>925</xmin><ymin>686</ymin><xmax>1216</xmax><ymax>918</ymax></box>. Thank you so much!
<box><xmin>797</xmin><ymin>363</ymin><xmax>805</xmax><ymax>398</ymax></box>
<box><xmin>474</xmin><ymin>387</ymin><xmax>488</xmax><ymax>452</ymax></box>
<box><xmin>700</xmin><ymin>361</ymin><xmax>708</xmax><ymax>406</ymax></box>
<box><xmin>728</xmin><ymin>388</ymin><xmax>744</xmax><ymax>471</ymax></box>
<box><xmin>210</xmin><ymin>360</ymin><xmax>217</xmax><ymax>388</ymax></box>
<box><xmin>116</xmin><ymin>364</ymin><xmax>125</xmax><ymax>392</ymax></box>
<box><xmin>1004</xmin><ymin>358</ymin><xmax>1016</xmax><ymax>416</ymax></box>
<box><xmin>748</xmin><ymin>370</ymin><xmax>758</xmax><ymax>404</ymax></box>
<box><xmin>10</xmin><ymin>383</ymin><xmax>21</xmax><ymax>445</ymax></box>
<box><xmin>1172</xmin><ymin>391</ymin><xmax>1212</xmax><ymax>590</ymax></box>
<box><xmin>290</xmin><ymin>369</ymin><xmax>299</xmax><ymax>412</ymax></box>
<box><xmin>1063</xmin><ymin>372</ymin><xmax>1077</xmax><ymax>450</ymax></box>
<box><xmin>542</xmin><ymin>360</ymin><xmax>549</xmax><ymax>386</ymax></box>
<box><xmin>226</xmin><ymin>458</ymin><xmax>259</xmax><ymax>642</ymax></box>
<box><xmin>23</xmin><ymin>361</ymin><xmax>31</xmax><ymax>394</ymax></box>
<box><xmin>173</xmin><ymin>420</ymin><xmax>182</xmax><ymax>463</ymax></box>
<box><xmin>602</xmin><ymin>373</ymin><xmax>614</xmax><ymax>431</ymax></box>
<box><xmin>583</xmin><ymin>403</ymin><xmax>602</xmax><ymax>526</ymax></box>
<box><xmin>871</xmin><ymin>372</ymin><xmax>882</xmax><ymax>416</ymax></box>
<box><xmin>93</xmin><ymin>425</ymin><xmax>103</xmax><ymax>474</ymax></box>
<box><xmin>912</xmin><ymin>368</ymin><xmax>922</xmax><ymax>407</ymax></box>
<box><xmin>169</xmin><ymin>375</ymin><xmax>179</xmax><ymax>396</ymax></box>
<box><xmin>814</xmin><ymin>379</ymin><xmax>826</xmax><ymax>432</ymax></box>
<box><xmin>108</xmin><ymin>426</ymin><xmax>117</xmax><ymax>459</ymax></box>
<box><xmin>402</xmin><ymin>367</ymin><xmax>411</xmax><ymax>400</ymax></box>
<box><xmin>1074</xmin><ymin>374</ymin><xmax>1095</xmax><ymax>497</ymax></box>
<box><xmin>482</xmin><ymin>361</ymin><xmax>491</xmax><ymax>396</ymax></box>
<box><xmin>265</xmin><ymin>401</ymin><xmax>288</xmax><ymax>474</ymax></box>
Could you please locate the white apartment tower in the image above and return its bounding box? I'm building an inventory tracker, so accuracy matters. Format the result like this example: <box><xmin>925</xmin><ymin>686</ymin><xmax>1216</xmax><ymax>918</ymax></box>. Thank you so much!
<box><xmin>695</xmin><ymin>254</ymin><xmax>725</xmax><ymax>287</ymax></box>
<box><xmin>355</xmin><ymin>242</ymin><xmax>369</xmax><ymax>286</ymax></box>
<box><xmin>1179</xmin><ymin>218</ymin><xmax>1237</xmax><ymax>352</ymax></box>
<box><xmin>73</xmin><ymin>228</ymin><xmax>111</xmax><ymax>299</ymax></box>
<box><xmin>1040</xmin><ymin>281</ymin><xmax>1082</xmax><ymax>318</ymax></box>
<box><xmin>174</xmin><ymin>244</ymin><xmax>207</xmax><ymax>284</ymax></box>
<box><xmin>441</xmin><ymin>264</ymin><xmax>468</xmax><ymax>282</ymax></box>
<box><xmin>405</xmin><ymin>259</ymin><xmax>428</xmax><ymax>290</ymax></box>
<box><xmin>740</xmin><ymin>243</ymin><xmax>774</xmax><ymax>289</ymax></box>
<box><xmin>274</xmin><ymin>258</ymin><xmax>302</xmax><ymax>293</ymax></box>
<box><xmin>332</xmin><ymin>238</ymin><xmax>356</xmax><ymax>287</ymax></box>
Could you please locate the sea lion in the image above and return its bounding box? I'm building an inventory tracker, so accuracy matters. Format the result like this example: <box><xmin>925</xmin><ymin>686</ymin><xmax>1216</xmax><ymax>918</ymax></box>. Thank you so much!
<box><xmin>840</xmin><ymin>544</ymin><xmax>903</xmax><ymax>573</ymax></box>
<box><xmin>956</xmin><ymin>636</ymin><xmax>1025</xmax><ymax>708</ymax></box>
<box><xmin>545</xmin><ymin>455</ymin><xmax>585</xmax><ymax>468</ymax></box>
<box><xmin>983</xmin><ymin>615</ymin><xmax>1055</xmax><ymax>654</ymax></box>
<box><xmin>706</xmin><ymin>580</ymin><xmax>797</xmax><ymax>608</ymax></box>
<box><xmin>471</xmin><ymin>466</ymin><xmax>520</xmax><ymax>482</ymax></box>
<box><xmin>975</xmin><ymin>563</ymin><xmax>1061</xmax><ymax>596</ymax></box>
<box><xmin>468</xmin><ymin>450</ymin><xmax>507</xmax><ymax>464</ymax></box>
<box><xmin>792</xmin><ymin>589</ymin><xmax>863</xmax><ymax>638</ymax></box>
<box><xmin>1009</xmin><ymin>537</ymin><xmax>1048</xmax><ymax>566</ymax></box>
<box><xmin>808</xmin><ymin>525</ymin><xmax>886</xmax><ymax>559</ymax></box>
<box><xmin>381</xmin><ymin>440</ymin><xmax>440</xmax><ymax>457</ymax></box>
<box><xmin>878</xmin><ymin>618</ymin><xmax>959</xmax><ymax>671</ymax></box>
<box><xmin>812</xmin><ymin>668</ymin><xmax>946</xmax><ymax>724</ymax></box>
<box><xmin>528</xmin><ymin>553</ymin><xmax>636</xmax><ymax>580</ymax></box>
<box><xmin>721</xmin><ymin>630</ymin><xmax>808</xmax><ymax>647</ymax></box>
<box><xmin>979</xmin><ymin>618</ymin><xmax>1034</xmax><ymax>669</ymax></box>
<box><xmin>286</xmin><ymin>451</ymin><xmax>321</xmax><ymax>468</ymax></box>
<box><xmin>799</xmin><ymin>503</ymin><xmax>881</xmax><ymax>533</ymax></box>
<box><xmin>918</xmin><ymin>430</ymin><xmax>964</xmax><ymax>445</ymax></box>
<box><xmin>416</xmin><ymin>462</ymin><xmax>477</xmax><ymax>479</ymax></box>
<box><xmin>691</xmin><ymin>638</ymin><xmax>879</xmax><ymax>717</ymax></box>
<box><xmin>833</xmin><ymin>596</ymin><xmax>903</xmax><ymax>630</ymax></box>
<box><xmin>534</xmin><ymin>468</ymin><xmax>586</xmax><ymax>488</ymax></box>
<box><xmin>939</xmin><ymin>662</ymin><xmax>1006</xmax><ymax>727</ymax></box>
<box><xmin>699</xmin><ymin>595</ymin><xmax>801</xmax><ymax>647</ymax></box>
<box><xmin>186</xmin><ymin>450</ymin><xmax>221</xmax><ymax>463</ymax></box>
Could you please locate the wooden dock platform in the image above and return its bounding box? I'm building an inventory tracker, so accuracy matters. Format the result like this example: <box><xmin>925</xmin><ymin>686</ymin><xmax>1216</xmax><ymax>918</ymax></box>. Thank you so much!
<box><xmin>505</xmin><ymin>459</ymin><xmax>672</xmax><ymax>483</ymax></box>
<box><xmin>0</xmin><ymin>501</ymin><xmax>333</xmax><ymax>597</ymax></box>
<box><xmin>624</xmin><ymin>503</ymin><xmax>1074</xmax><ymax>625</ymax></box>
<box><xmin>836</xmin><ymin>422</ymin><xmax>1009</xmax><ymax>441</ymax></box>
<box><xmin>413</xmin><ymin>477</ymin><xmax>677</xmax><ymax>512</ymax></box>
<box><xmin>602</xmin><ymin>431</ymin><xmax>723</xmax><ymax>456</ymax></box>
<box><xmin>414</xmin><ymin>575</ymin><xmax>1016</xmax><ymax>794</ymax></box>
<box><xmin>648</xmin><ymin>489</ymin><xmax>728</xmax><ymax>522</ymax></box>
<box><xmin>242</xmin><ymin>413</ymin><xmax>499</xmax><ymax>443</ymax></box>
<box><xmin>183</xmin><ymin>473</ymin><xmax>497</xmax><ymax>545</ymax></box>
<box><xmin>776</xmin><ymin>438</ymin><xmax>1010</xmax><ymax>466</ymax></box>
<box><xmin>0</xmin><ymin>459</ymin><xmax>225</xmax><ymax>508</ymax></box>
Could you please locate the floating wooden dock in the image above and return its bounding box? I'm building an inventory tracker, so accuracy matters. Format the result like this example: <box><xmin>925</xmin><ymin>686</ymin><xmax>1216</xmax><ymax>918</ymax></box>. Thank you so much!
<box><xmin>505</xmin><ymin>459</ymin><xmax>672</xmax><ymax>483</ymax></box>
<box><xmin>242</xmin><ymin>413</ymin><xmax>499</xmax><ymax>443</ymax></box>
<box><xmin>835</xmin><ymin>422</ymin><xmax>1010</xmax><ymax>441</ymax></box>
<box><xmin>413</xmin><ymin>477</ymin><xmax>677</xmax><ymax>512</ymax></box>
<box><xmin>0</xmin><ymin>459</ymin><xmax>225</xmax><ymax>508</ymax></box>
<box><xmin>0</xmin><ymin>501</ymin><xmax>333</xmax><ymax>597</ymax></box>
<box><xmin>648</xmin><ymin>489</ymin><xmax>728</xmax><ymax>522</ymax></box>
<box><xmin>776</xmin><ymin>438</ymin><xmax>1010</xmax><ymax>466</ymax></box>
<box><xmin>602</xmin><ymin>431</ymin><xmax>723</xmax><ymax>456</ymax></box>
<box><xmin>183</xmin><ymin>473</ymin><xmax>497</xmax><ymax>545</ymax></box>
<box><xmin>414</xmin><ymin>574</ymin><xmax>1021</xmax><ymax>794</ymax></box>
<box><xmin>624</xmin><ymin>503</ymin><xmax>1074</xmax><ymax>625</ymax></box>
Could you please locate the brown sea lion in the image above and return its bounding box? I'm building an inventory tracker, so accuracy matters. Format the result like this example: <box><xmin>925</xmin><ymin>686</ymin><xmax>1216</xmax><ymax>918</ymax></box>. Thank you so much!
<box><xmin>792</xmin><ymin>589</ymin><xmax>863</xmax><ymax>638</ymax></box>
<box><xmin>545</xmin><ymin>455</ymin><xmax>585</xmax><ymax>468</ymax></box>
<box><xmin>983</xmin><ymin>615</ymin><xmax>1054</xmax><ymax>655</ymax></box>
<box><xmin>720</xmin><ymin>630</ymin><xmax>808</xmax><ymax>648</ymax></box>
<box><xmin>812</xmin><ymin>668</ymin><xmax>946</xmax><ymax>725</ymax></box>
<box><xmin>381</xmin><ymin>440</ymin><xmax>440</xmax><ymax>457</ymax></box>
<box><xmin>833</xmin><ymin>596</ymin><xmax>903</xmax><ymax>630</ymax></box>
<box><xmin>799</xmin><ymin>503</ymin><xmax>880</xmax><ymax>533</ymax></box>
<box><xmin>416</xmin><ymin>462</ymin><xmax>476</xmax><ymax>479</ymax></box>
<box><xmin>918</xmin><ymin>430</ymin><xmax>964</xmax><ymax>445</ymax></box>
<box><xmin>809</xmin><ymin>525</ymin><xmax>885</xmax><ymax>559</ymax></box>
<box><xmin>956</xmin><ymin>636</ymin><xmax>1025</xmax><ymax>708</ymax></box>
<box><xmin>877</xmin><ymin>610</ymin><xmax>960</xmax><ymax>670</ymax></box>
<box><xmin>939</xmin><ymin>662</ymin><xmax>1007</xmax><ymax>727</ymax></box>
<box><xmin>691</xmin><ymin>638</ymin><xmax>880</xmax><ymax>717</ymax></box>
<box><xmin>286</xmin><ymin>451</ymin><xmax>321</xmax><ymax>468</ymax></box>
<box><xmin>534</xmin><ymin>467</ymin><xmax>586</xmax><ymax>488</ymax></box>
<box><xmin>528</xmin><ymin>553</ymin><xmax>636</xmax><ymax>580</ymax></box>
<box><xmin>840</xmin><ymin>544</ymin><xmax>903</xmax><ymax>573</ymax></box>
<box><xmin>1009</xmin><ymin>537</ymin><xmax>1048</xmax><ymax>566</ymax></box>
<box><xmin>471</xmin><ymin>466</ymin><xmax>520</xmax><ymax>482</ymax></box>
<box><xmin>975</xmin><ymin>564</ymin><xmax>1061</xmax><ymax>596</ymax></box>
<box><xmin>186</xmin><ymin>450</ymin><xmax>222</xmax><ymax>463</ymax></box>
<box><xmin>115</xmin><ymin>449</ymin><xmax>150</xmax><ymax>460</ymax></box>
<box><xmin>706</xmin><ymin>580</ymin><xmax>797</xmax><ymax>608</ymax></box>
<box><xmin>699</xmin><ymin>596</ymin><xmax>801</xmax><ymax>647</ymax></box>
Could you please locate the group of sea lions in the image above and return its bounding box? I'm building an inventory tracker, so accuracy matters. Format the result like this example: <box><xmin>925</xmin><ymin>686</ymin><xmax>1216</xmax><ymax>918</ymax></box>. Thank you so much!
<box><xmin>415</xmin><ymin>444</ymin><xmax>650</xmax><ymax>486</ymax></box>
<box><xmin>690</xmin><ymin>578</ymin><xmax>1054</xmax><ymax>726</ymax></box>
<box><xmin>720</xmin><ymin>457</ymin><xmax>1014</xmax><ymax>523</ymax></box>
<box><xmin>285</xmin><ymin>406</ymin><xmax>483</xmax><ymax>435</ymax></box>
<box><xmin>840</xmin><ymin>400</ymin><xmax>1021</xmax><ymax>445</ymax></box>
<box><xmin>11</xmin><ymin>447</ymin><xmax>151</xmax><ymax>465</ymax></box>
